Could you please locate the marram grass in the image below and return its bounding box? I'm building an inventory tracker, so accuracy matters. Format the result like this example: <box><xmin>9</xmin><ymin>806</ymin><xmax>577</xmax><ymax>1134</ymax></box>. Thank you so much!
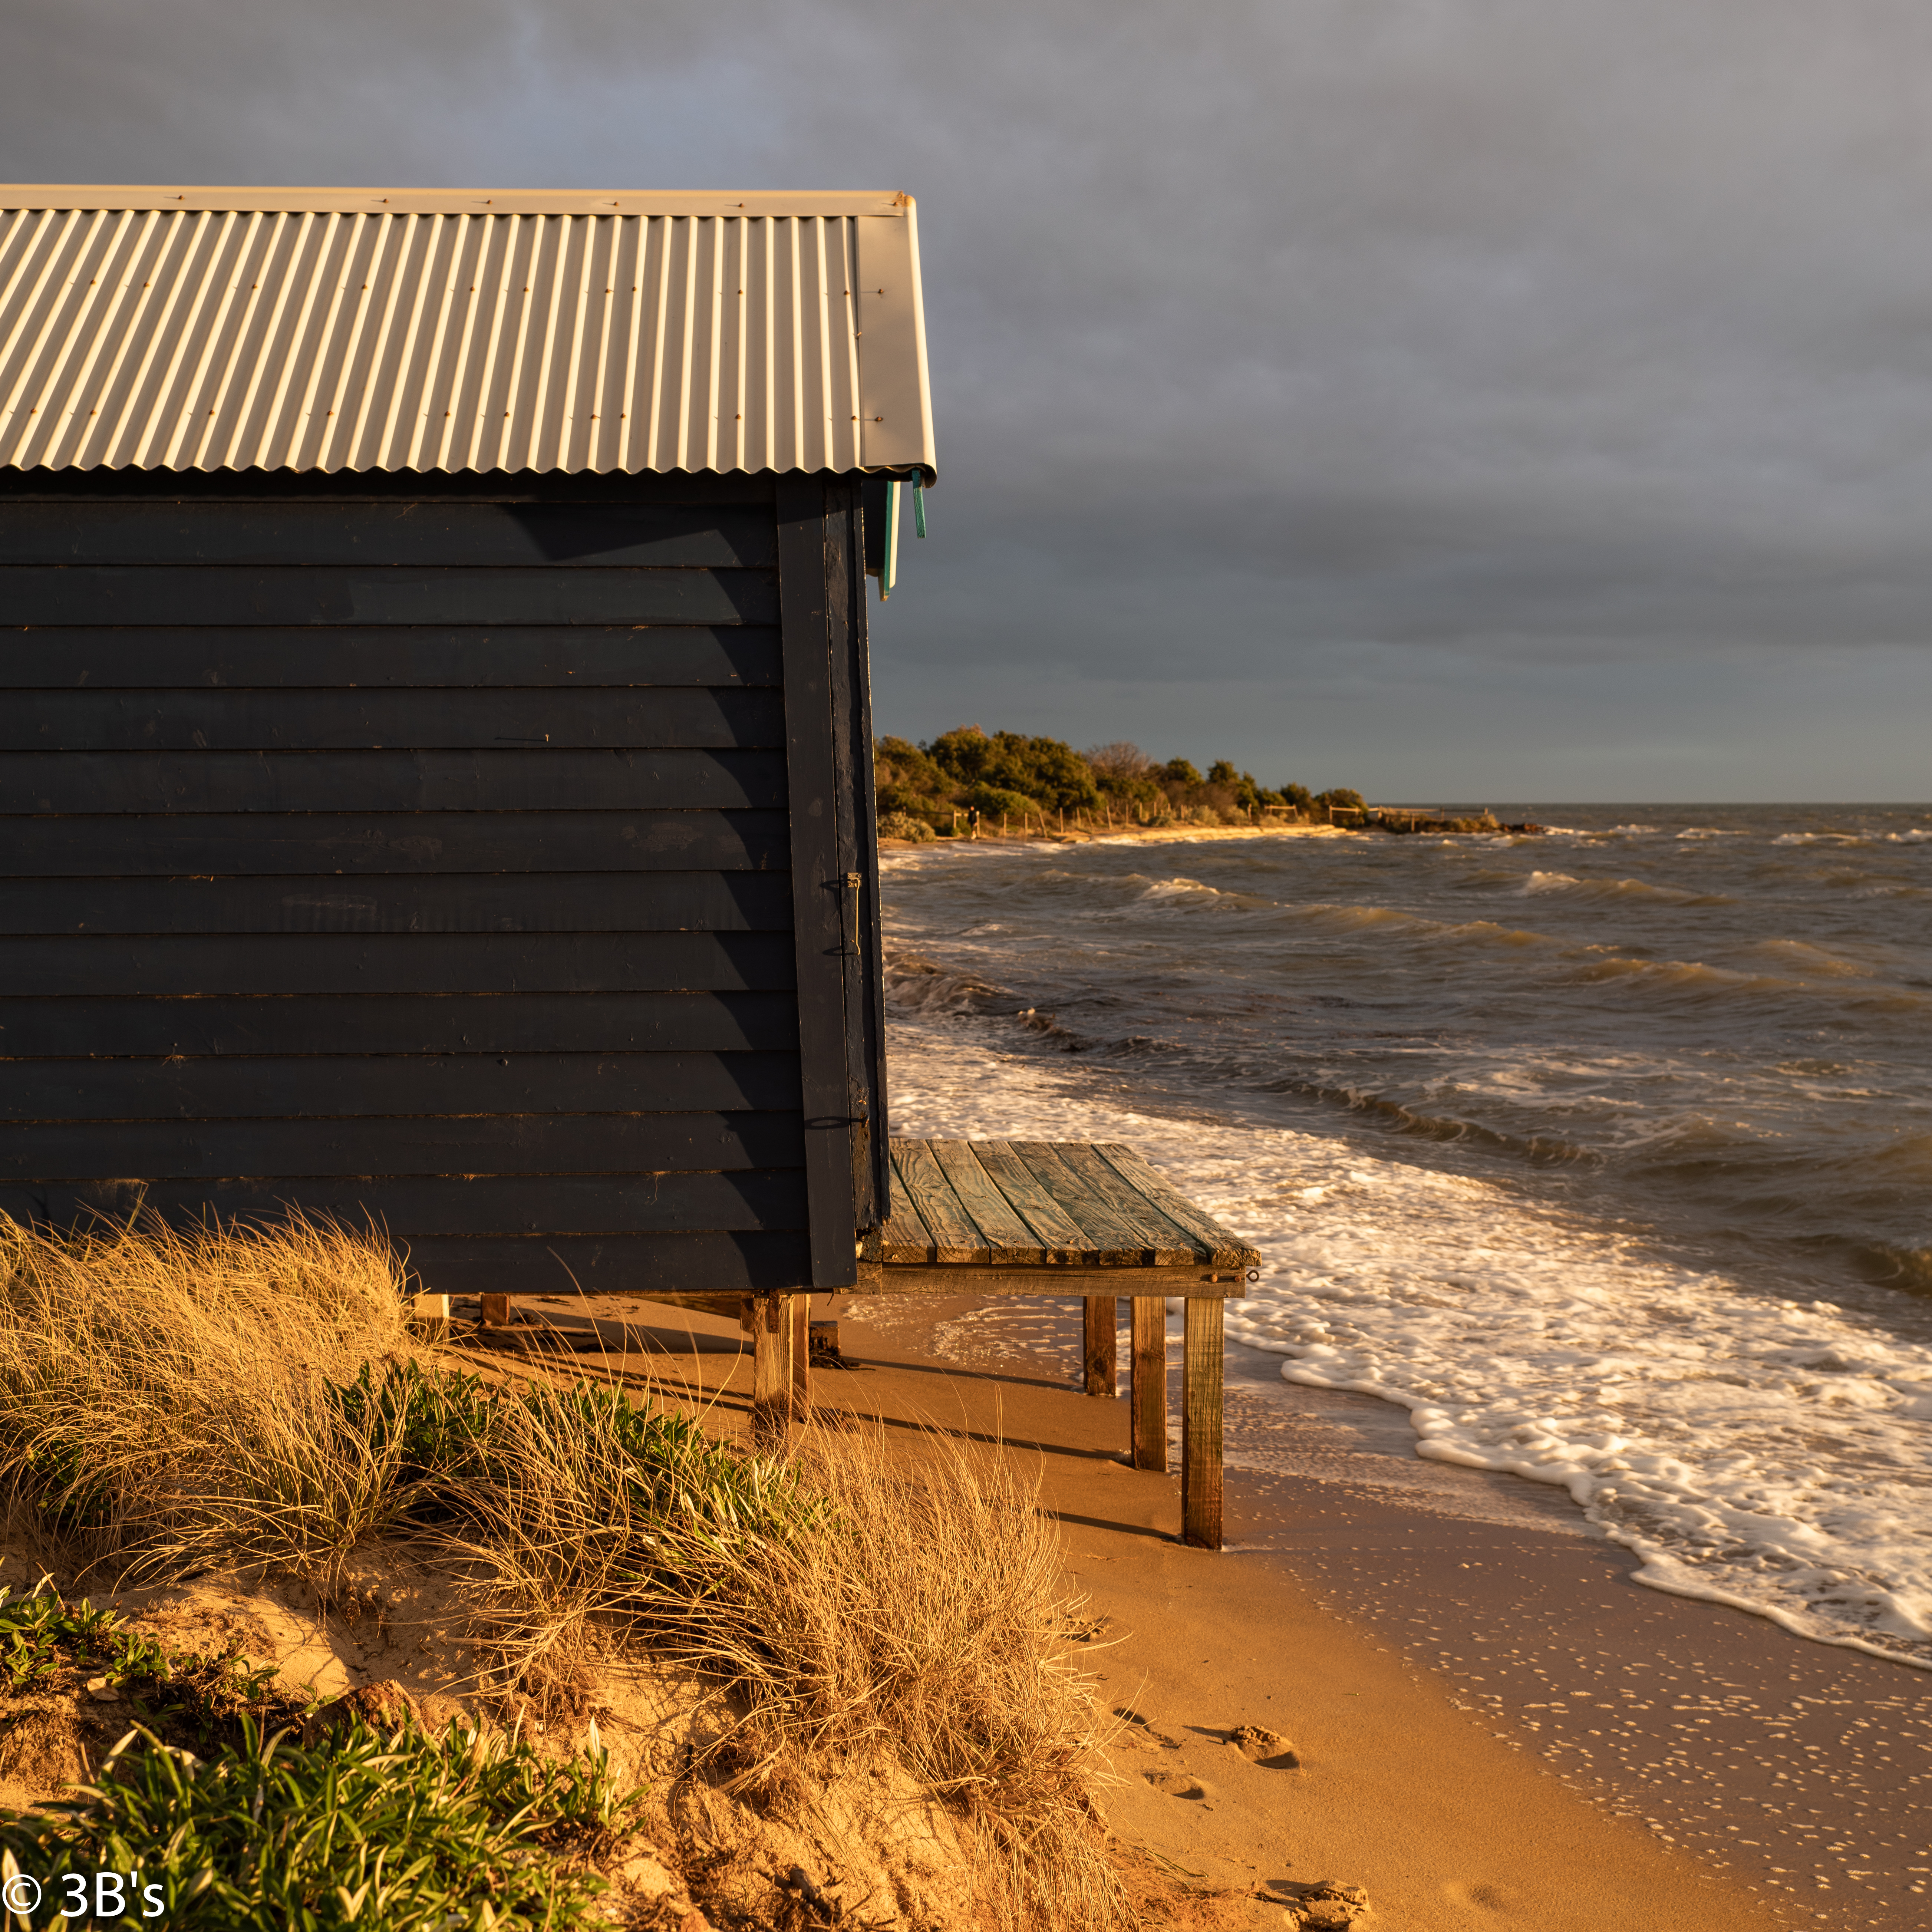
<box><xmin>0</xmin><ymin>1214</ymin><xmax>1129</xmax><ymax>1930</ymax></box>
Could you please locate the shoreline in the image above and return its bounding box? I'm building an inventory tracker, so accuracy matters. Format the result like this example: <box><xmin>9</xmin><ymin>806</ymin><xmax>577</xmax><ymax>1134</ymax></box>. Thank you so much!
<box><xmin>494</xmin><ymin>1291</ymin><xmax>1918</xmax><ymax>1929</ymax></box>
<box><xmin>879</xmin><ymin>820</ymin><xmax>1355</xmax><ymax>852</ymax></box>
<box><xmin>842</xmin><ymin>1292</ymin><xmax>1932</xmax><ymax>1930</ymax></box>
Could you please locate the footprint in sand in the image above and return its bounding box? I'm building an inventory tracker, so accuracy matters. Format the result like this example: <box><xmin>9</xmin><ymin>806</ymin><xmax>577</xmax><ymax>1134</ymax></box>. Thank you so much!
<box><xmin>1442</xmin><ymin>1879</ymin><xmax>1514</xmax><ymax>1912</ymax></box>
<box><xmin>1230</xmin><ymin>1722</ymin><xmax>1300</xmax><ymax>1769</ymax></box>
<box><xmin>1113</xmin><ymin>1706</ymin><xmax>1183</xmax><ymax>1750</ymax></box>
<box><xmin>1143</xmin><ymin>1769</ymin><xmax>1208</xmax><ymax>1800</ymax></box>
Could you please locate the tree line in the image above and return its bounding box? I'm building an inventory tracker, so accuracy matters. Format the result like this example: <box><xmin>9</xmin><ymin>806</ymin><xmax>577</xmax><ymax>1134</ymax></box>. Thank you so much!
<box><xmin>874</xmin><ymin>726</ymin><xmax>1364</xmax><ymax>837</ymax></box>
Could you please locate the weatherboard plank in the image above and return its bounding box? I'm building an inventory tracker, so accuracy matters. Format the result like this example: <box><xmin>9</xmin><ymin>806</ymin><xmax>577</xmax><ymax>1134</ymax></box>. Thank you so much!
<box><xmin>0</xmin><ymin>991</ymin><xmax>799</xmax><ymax>1057</ymax></box>
<box><xmin>0</xmin><ymin>748</ymin><xmax>787</xmax><ymax>815</ymax></box>
<box><xmin>3</xmin><ymin>688</ymin><xmax>784</xmax><ymax>751</ymax></box>
<box><xmin>0</xmin><ymin>1052</ymin><xmax>800</xmax><ymax>1122</ymax></box>
<box><xmin>0</xmin><ymin>873</ymin><xmax>792</xmax><ymax>937</ymax></box>
<box><xmin>0</xmin><ymin>564</ymin><xmax>779</xmax><ymax>628</ymax></box>
<box><xmin>0</xmin><ymin>1112</ymin><xmax>804</xmax><ymax>1180</ymax></box>
<box><xmin>0</xmin><ymin>932</ymin><xmax>795</xmax><ymax>997</ymax></box>
<box><xmin>2</xmin><ymin>627</ymin><xmax>782</xmax><ymax>690</ymax></box>
<box><xmin>0</xmin><ymin>810</ymin><xmax>789</xmax><ymax>876</ymax></box>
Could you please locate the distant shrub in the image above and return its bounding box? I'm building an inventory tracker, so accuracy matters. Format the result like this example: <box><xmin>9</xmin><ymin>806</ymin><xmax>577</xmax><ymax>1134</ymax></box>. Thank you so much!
<box><xmin>1316</xmin><ymin>787</ymin><xmax>1365</xmax><ymax>811</ymax></box>
<box><xmin>929</xmin><ymin>728</ymin><xmax>1099</xmax><ymax>814</ymax></box>
<box><xmin>879</xmin><ymin>811</ymin><xmax>937</xmax><ymax>843</ymax></box>
<box><xmin>965</xmin><ymin>783</ymin><xmax>1050</xmax><ymax>823</ymax></box>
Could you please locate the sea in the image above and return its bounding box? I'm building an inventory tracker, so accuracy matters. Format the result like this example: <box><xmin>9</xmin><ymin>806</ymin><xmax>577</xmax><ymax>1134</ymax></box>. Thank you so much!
<box><xmin>873</xmin><ymin>805</ymin><xmax>1932</xmax><ymax>1667</ymax></box>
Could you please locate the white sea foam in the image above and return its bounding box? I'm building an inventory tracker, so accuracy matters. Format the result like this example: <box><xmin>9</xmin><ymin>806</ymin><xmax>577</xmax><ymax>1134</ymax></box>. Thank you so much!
<box><xmin>885</xmin><ymin>996</ymin><xmax>1932</xmax><ymax>1668</ymax></box>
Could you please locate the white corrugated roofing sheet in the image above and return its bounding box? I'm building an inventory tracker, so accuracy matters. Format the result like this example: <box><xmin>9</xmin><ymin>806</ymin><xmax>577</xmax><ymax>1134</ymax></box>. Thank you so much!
<box><xmin>0</xmin><ymin>188</ymin><xmax>935</xmax><ymax>479</ymax></box>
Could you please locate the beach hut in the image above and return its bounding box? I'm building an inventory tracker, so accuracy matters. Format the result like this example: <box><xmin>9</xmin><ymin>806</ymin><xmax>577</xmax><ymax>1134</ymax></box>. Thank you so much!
<box><xmin>0</xmin><ymin>185</ymin><xmax>932</xmax><ymax>1299</ymax></box>
<box><xmin>0</xmin><ymin>183</ymin><xmax>1254</xmax><ymax>1543</ymax></box>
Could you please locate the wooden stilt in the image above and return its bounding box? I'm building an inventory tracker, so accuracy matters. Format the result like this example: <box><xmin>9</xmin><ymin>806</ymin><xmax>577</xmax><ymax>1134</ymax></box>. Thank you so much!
<box><xmin>1181</xmin><ymin>1297</ymin><xmax>1224</xmax><ymax>1549</ymax></box>
<box><xmin>1083</xmin><ymin>1296</ymin><xmax>1117</xmax><ymax>1398</ymax></box>
<box><xmin>790</xmin><ymin>1293</ymin><xmax>812</xmax><ymax>1418</ymax></box>
<box><xmin>479</xmin><ymin>1293</ymin><xmax>511</xmax><ymax>1328</ymax></box>
<box><xmin>751</xmin><ymin>1293</ymin><xmax>796</xmax><ymax>1443</ymax></box>
<box><xmin>411</xmin><ymin>1292</ymin><xmax>451</xmax><ymax>1341</ymax></box>
<box><xmin>1130</xmin><ymin>1296</ymin><xmax>1167</xmax><ymax>1472</ymax></box>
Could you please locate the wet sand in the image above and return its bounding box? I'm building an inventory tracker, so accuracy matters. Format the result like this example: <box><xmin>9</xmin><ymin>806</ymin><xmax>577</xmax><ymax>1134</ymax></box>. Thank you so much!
<box><xmin>471</xmin><ymin>1288</ymin><xmax>1928</xmax><ymax>1928</ymax></box>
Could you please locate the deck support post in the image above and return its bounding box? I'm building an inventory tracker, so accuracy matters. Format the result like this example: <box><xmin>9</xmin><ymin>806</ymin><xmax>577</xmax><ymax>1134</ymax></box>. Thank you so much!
<box><xmin>790</xmin><ymin>1293</ymin><xmax>812</xmax><ymax>1418</ymax></box>
<box><xmin>1083</xmin><ymin>1296</ymin><xmax>1117</xmax><ymax>1398</ymax></box>
<box><xmin>1129</xmin><ymin>1296</ymin><xmax>1166</xmax><ymax>1472</ymax></box>
<box><xmin>1181</xmin><ymin>1298</ymin><xmax>1224</xmax><ymax>1549</ymax></box>
<box><xmin>751</xmin><ymin>1293</ymin><xmax>798</xmax><ymax>1443</ymax></box>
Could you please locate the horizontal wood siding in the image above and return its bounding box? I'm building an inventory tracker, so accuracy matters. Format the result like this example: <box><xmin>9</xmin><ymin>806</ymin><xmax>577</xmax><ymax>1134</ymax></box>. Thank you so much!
<box><xmin>0</xmin><ymin>470</ymin><xmax>819</xmax><ymax>1292</ymax></box>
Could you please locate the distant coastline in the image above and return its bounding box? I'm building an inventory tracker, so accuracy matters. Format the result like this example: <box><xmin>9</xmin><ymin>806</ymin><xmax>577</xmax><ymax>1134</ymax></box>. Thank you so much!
<box><xmin>872</xmin><ymin>725</ymin><xmax>1364</xmax><ymax>842</ymax></box>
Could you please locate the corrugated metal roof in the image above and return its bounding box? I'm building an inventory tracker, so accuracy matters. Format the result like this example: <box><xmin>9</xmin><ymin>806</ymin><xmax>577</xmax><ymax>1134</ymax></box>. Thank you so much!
<box><xmin>0</xmin><ymin>188</ymin><xmax>935</xmax><ymax>479</ymax></box>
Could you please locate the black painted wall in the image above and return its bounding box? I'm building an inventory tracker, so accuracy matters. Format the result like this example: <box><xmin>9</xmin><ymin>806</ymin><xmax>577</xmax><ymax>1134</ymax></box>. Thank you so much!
<box><xmin>0</xmin><ymin>466</ymin><xmax>883</xmax><ymax>1294</ymax></box>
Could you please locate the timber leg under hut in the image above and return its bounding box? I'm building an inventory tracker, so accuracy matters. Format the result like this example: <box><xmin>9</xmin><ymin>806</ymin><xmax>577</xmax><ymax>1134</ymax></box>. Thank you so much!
<box><xmin>1084</xmin><ymin>1295</ymin><xmax>1117</xmax><ymax>1398</ymax></box>
<box><xmin>750</xmin><ymin>1292</ymin><xmax>800</xmax><ymax>1443</ymax></box>
<box><xmin>1130</xmin><ymin>1295</ymin><xmax>1167</xmax><ymax>1473</ymax></box>
<box><xmin>1181</xmin><ymin>1297</ymin><xmax>1224</xmax><ymax>1550</ymax></box>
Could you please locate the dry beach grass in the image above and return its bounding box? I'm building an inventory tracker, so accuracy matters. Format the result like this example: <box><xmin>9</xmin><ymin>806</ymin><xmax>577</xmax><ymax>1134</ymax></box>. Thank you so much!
<box><xmin>0</xmin><ymin>1213</ymin><xmax>1135</xmax><ymax>1930</ymax></box>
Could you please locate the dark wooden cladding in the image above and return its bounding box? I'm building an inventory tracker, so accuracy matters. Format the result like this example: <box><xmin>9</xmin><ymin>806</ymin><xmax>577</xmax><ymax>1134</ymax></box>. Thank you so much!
<box><xmin>0</xmin><ymin>749</ymin><xmax>788</xmax><ymax>814</ymax></box>
<box><xmin>0</xmin><ymin>992</ymin><xmax>800</xmax><ymax>1057</ymax></box>
<box><xmin>0</xmin><ymin>1172</ymin><xmax>809</xmax><ymax>1236</ymax></box>
<box><xmin>7</xmin><ymin>627</ymin><xmax>782</xmax><ymax>689</ymax></box>
<box><xmin>0</xmin><ymin>566</ymin><xmax>780</xmax><ymax>628</ymax></box>
<box><xmin>0</xmin><ymin>873</ymin><xmax>793</xmax><ymax>936</ymax></box>
<box><xmin>0</xmin><ymin>932</ymin><xmax>797</xmax><ymax>997</ymax></box>
<box><xmin>0</xmin><ymin>502</ymin><xmax>780</xmax><ymax>569</ymax></box>
<box><xmin>6</xmin><ymin>810</ymin><xmax>788</xmax><ymax>876</ymax></box>
<box><xmin>401</xmin><ymin>1232</ymin><xmax>812</xmax><ymax>1296</ymax></box>
<box><xmin>0</xmin><ymin>1113</ymin><xmax>803</xmax><ymax>1179</ymax></box>
<box><xmin>0</xmin><ymin>468</ymin><xmax>876</xmax><ymax>1297</ymax></box>
<box><xmin>7</xmin><ymin>688</ymin><xmax>784</xmax><ymax>750</ymax></box>
<box><xmin>0</xmin><ymin>1053</ymin><xmax>801</xmax><ymax>1121</ymax></box>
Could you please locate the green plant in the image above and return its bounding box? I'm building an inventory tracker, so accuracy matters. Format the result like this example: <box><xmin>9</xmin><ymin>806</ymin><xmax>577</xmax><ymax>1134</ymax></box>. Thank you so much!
<box><xmin>0</xmin><ymin>1710</ymin><xmax>644</xmax><ymax>1931</ymax></box>
<box><xmin>0</xmin><ymin>1587</ymin><xmax>301</xmax><ymax>1755</ymax></box>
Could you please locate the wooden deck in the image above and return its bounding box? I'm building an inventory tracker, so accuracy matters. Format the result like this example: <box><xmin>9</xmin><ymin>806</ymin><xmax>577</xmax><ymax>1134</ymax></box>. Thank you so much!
<box><xmin>756</xmin><ymin>1138</ymin><xmax>1259</xmax><ymax>1549</ymax></box>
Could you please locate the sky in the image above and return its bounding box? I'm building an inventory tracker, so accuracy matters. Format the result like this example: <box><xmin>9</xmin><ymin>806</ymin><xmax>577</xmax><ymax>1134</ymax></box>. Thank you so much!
<box><xmin>5</xmin><ymin>0</ymin><xmax>1932</xmax><ymax>801</ymax></box>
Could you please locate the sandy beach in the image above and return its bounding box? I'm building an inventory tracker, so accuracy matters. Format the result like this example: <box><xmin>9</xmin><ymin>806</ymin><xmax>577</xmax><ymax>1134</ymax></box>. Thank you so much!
<box><xmin>446</xmin><ymin>1287</ymin><xmax>1932</xmax><ymax>1930</ymax></box>
<box><xmin>880</xmin><ymin>820</ymin><xmax>1354</xmax><ymax>853</ymax></box>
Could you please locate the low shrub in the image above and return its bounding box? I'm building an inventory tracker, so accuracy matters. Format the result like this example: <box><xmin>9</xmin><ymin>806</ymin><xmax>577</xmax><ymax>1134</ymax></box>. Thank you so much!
<box><xmin>878</xmin><ymin>809</ymin><xmax>936</xmax><ymax>842</ymax></box>
<box><xmin>963</xmin><ymin>782</ymin><xmax>1049</xmax><ymax>824</ymax></box>
<box><xmin>0</xmin><ymin>1587</ymin><xmax>301</xmax><ymax>1755</ymax></box>
<box><xmin>0</xmin><ymin>1708</ymin><xmax>641</xmax><ymax>1931</ymax></box>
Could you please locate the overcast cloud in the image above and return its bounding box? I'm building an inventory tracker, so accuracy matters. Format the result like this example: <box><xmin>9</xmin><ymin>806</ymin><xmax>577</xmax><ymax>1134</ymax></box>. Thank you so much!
<box><xmin>6</xmin><ymin>0</ymin><xmax>1932</xmax><ymax>799</ymax></box>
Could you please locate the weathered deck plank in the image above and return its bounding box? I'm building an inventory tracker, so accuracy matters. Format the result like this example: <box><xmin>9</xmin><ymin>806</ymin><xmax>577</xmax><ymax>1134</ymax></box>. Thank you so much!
<box><xmin>874</xmin><ymin>1163</ymin><xmax>937</xmax><ymax>1263</ymax></box>
<box><xmin>1009</xmin><ymin>1142</ymin><xmax>1154</xmax><ymax>1264</ymax></box>
<box><xmin>1092</xmin><ymin>1143</ymin><xmax>1257</xmax><ymax>1267</ymax></box>
<box><xmin>961</xmin><ymin>1140</ymin><xmax>1092</xmax><ymax>1261</ymax></box>
<box><xmin>891</xmin><ymin>1139</ymin><xmax>988</xmax><ymax>1262</ymax></box>
<box><xmin>1049</xmin><ymin>1143</ymin><xmax>1203</xmax><ymax>1264</ymax></box>
<box><xmin>929</xmin><ymin>1139</ymin><xmax>1046</xmax><ymax>1261</ymax></box>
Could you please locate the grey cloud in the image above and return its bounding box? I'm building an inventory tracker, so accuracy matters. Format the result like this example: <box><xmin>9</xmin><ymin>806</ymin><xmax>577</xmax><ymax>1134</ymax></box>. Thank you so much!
<box><xmin>5</xmin><ymin>0</ymin><xmax>1932</xmax><ymax>794</ymax></box>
